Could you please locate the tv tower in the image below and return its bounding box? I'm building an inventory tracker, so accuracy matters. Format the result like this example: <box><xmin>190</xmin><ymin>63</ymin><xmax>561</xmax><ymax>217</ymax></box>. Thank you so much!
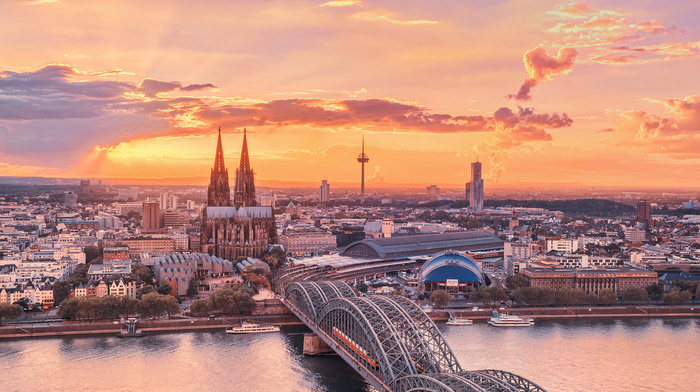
<box><xmin>357</xmin><ymin>136</ymin><xmax>369</xmax><ymax>204</ymax></box>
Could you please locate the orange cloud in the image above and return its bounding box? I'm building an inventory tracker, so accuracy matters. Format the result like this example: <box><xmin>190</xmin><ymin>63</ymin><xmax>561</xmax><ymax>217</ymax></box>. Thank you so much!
<box><xmin>544</xmin><ymin>2</ymin><xmax>690</xmax><ymax>65</ymax></box>
<box><xmin>611</xmin><ymin>96</ymin><xmax>700</xmax><ymax>156</ymax></box>
<box><xmin>508</xmin><ymin>47</ymin><xmax>577</xmax><ymax>101</ymax></box>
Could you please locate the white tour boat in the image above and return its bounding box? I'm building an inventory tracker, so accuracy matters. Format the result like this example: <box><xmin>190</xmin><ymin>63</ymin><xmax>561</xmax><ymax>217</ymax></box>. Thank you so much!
<box><xmin>226</xmin><ymin>321</ymin><xmax>280</xmax><ymax>334</ymax></box>
<box><xmin>446</xmin><ymin>313</ymin><xmax>473</xmax><ymax>326</ymax></box>
<box><xmin>487</xmin><ymin>310</ymin><xmax>534</xmax><ymax>327</ymax></box>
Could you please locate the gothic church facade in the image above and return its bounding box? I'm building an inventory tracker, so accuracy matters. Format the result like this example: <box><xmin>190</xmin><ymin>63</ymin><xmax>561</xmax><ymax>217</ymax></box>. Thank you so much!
<box><xmin>201</xmin><ymin>128</ymin><xmax>277</xmax><ymax>261</ymax></box>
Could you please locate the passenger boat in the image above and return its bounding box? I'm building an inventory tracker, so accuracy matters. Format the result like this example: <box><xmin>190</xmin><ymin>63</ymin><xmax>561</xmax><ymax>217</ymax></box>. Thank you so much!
<box><xmin>226</xmin><ymin>321</ymin><xmax>280</xmax><ymax>334</ymax></box>
<box><xmin>487</xmin><ymin>310</ymin><xmax>534</xmax><ymax>327</ymax></box>
<box><xmin>446</xmin><ymin>313</ymin><xmax>473</xmax><ymax>326</ymax></box>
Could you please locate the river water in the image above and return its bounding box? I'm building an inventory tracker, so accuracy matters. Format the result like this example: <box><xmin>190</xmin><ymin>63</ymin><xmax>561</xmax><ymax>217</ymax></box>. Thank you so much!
<box><xmin>2</xmin><ymin>318</ymin><xmax>698</xmax><ymax>392</ymax></box>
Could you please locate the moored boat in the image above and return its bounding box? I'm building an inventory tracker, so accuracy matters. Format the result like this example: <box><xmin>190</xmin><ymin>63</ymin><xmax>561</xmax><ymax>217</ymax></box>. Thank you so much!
<box><xmin>226</xmin><ymin>320</ymin><xmax>280</xmax><ymax>334</ymax></box>
<box><xmin>487</xmin><ymin>310</ymin><xmax>534</xmax><ymax>327</ymax></box>
<box><xmin>446</xmin><ymin>312</ymin><xmax>473</xmax><ymax>325</ymax></box>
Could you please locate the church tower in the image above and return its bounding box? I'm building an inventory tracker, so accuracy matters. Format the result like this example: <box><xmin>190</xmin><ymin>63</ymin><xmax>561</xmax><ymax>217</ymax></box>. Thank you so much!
<box><xmin>233</xmin><ymin>128</ymin><xmax>257</xmax><ymax>207</ymax></box>
<box><xmin>207</xmin><ymin>127</ymin><xmax>231</xmax><ymax>207</ymax></box>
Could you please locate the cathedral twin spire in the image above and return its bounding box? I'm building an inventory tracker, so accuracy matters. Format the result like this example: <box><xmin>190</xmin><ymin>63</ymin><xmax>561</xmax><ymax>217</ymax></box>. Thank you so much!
<box><xmin>207</xmin><ymin>127</ymin><xmax>256</xmax><ymax>208</ymax></box>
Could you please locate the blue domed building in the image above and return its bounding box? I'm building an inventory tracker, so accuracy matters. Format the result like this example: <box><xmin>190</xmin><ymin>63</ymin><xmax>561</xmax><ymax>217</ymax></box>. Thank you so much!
<box><xmin>418</xmin><ymin>251</ymin><xmax>483</xmax><ymax>295</ymax></box>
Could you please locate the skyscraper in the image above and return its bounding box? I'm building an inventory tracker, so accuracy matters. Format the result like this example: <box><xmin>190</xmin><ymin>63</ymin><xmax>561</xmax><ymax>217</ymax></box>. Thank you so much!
<box><xmin>233</xmin><ymin>128</ymin><xmax>257</xmax><ymax>207</ymax></box>
<box><xmin>468</xmin><ymin>159</ymin><xmax>484</xmax><ymax>212</ymax></box>
<box><xmin>319</xmin><ymin>180</ymin><xmax>330</xmax><ymax>203</ymax></box>
<box><xmin>636</xmin><ymin>199</ymin><xmax>652</xmax><ymax>228</ymax></box>
<box><xmin>357</xmin><ymin>136</ymin><xmax>369</xmax><ymax>204</ymax></box>
<box><xmin>142</xmin><ymin>202</ymin><xmax>160</xmax><ymax>229</ymax></box>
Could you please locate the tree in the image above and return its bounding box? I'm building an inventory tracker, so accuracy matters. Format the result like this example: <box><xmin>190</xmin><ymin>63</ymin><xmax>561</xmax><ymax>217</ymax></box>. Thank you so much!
<box><xmin>474</xmin><ymin>285</ymin><xmax>508</xmax><ymax>307</ymax></box>
<box><xmin>57</xmin><ymin>298</ymin><xmax>81</xmax><ymax>320</ymax></box>
<box><xmin>69</xmin><ymin>263</ymin><xmax>89</xmax><ymax>286</ymax></box>
<box><xmin>584</xmin><ymin>293</ymin><xmax>599</xmax><ymax>306</ymax></box>
<box><xmin>137</xmin><ymin>293</ymin><xmax>180</xmax><ymax>319</ymax></box>
<box><xmin>156</xmin><ymin>283</ymin><xmax>172</xmax><ymax>295</ymax></box>
<box><xmin>505</xmin><ymin>274</ymin><xmax>529</xmax><ymax>291</ymax></box>
<box><xmin>246</xmin><ymin>273</ymin><xmax>270</xmax><ymax>290</ymax></box>
<box><xmin>663</xmin><ymin>287</ymin><xmax>692</xmax><ymax>305</ymax></box>
<box><xmin>696</xmin><ymin>286</ymin><xmax>700</xmax><ymax>304</ymax></box>
<box><xmin>620</xmin><ymin>287</ymin><xmax>649</xmax><ymax>305</ymax></box>
<box><xmin>262</xmin><ymin>255</ymin><xmax>279</xmax><ymax>269</ymax></box>
<box><xmin>187</xmin><ymin>280</ymin><xmax>199</xmax><ymax>297</ymax></box>
<box><xmin>126</xmin><ymin>211</ymin><xmax>141</xmax><ymax>220</ymax></box>
<box><xmin>430</xmin><ymin>290</ymin><xmax>450</xmax><ymax>309</ymax></box>
<box><xmin>52</xmin><ymin>281</ymin><xmax>73</xmax><ymax>307</ymax></box>
<box><xmin>84</xmin><ymin>245</ymin><xmax>101</xmax><ymax>264</ymax></box>
<box><xmin>129</xmin><ymin>263</ymin><xmax>154</xmax><ymax>285</ymax></box>
<box><xmin>118</xmin><ymin>296</ymin><xmax>139</xmax><ymax>316</ymax></box>
<box><xmin>139</xmin><ymin>285</ymin><xmax>155</xmax><ymax>298</ymax></box>
<box><xmin>598</xmin><ymin>289</ymin><xmax>618</xmax><ymax>306</ymax></box>
<box><xmin>355</xmin><ymin>282</ymin><xmax>368</xmax><ymax>293</ymax></box>
<box><xmin>13</xmin><ymin>298</ymin><xmax>29</xmax><ymax>310</ymax></box>
<box><xmin>158</xmin><ymin>295</ymin><xmax>181</xmax><ymax>316</ymax></box>
<box><xmin>189</xmin><ymin>298</ymin><xmax>213</xmax><ymax>317</ymax></box>
<box><xmin>646</xmin><ymin>284</ymin><xmax>664</xmax><ymax>300</ymax></box>
<box><xmin>0</xmin><ymin>303</ymin><xmax>24</xmax><ymax>325</ymax></box>
<box><xmin>208</xmin><ymin>286</ymin><xmax>257</xmax><ymax>316</ymax></box>
<box><xmin>558</xmin><ymin>288</ymin><xmax>585</xmax><ymax>307</ymax></box>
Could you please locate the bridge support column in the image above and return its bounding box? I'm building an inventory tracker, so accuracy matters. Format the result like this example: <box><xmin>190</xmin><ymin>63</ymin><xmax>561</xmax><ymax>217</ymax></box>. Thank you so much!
<box><xmin>303</xmin><ymin>333</ymin><xmax>335</xmax><ymax>355</ymax></box>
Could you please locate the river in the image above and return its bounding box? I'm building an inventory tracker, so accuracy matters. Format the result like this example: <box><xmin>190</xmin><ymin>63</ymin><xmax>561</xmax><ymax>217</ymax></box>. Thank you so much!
<box><xmin>2</xmin><ymin>318</ymin><xmax>698</xmax><ymax>392</ymax></box>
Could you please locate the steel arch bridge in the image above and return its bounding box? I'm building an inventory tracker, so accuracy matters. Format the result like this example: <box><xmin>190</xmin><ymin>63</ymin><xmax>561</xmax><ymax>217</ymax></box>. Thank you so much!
<box><xmin>282</xmin><ymin>280</ymin><xmax>548</xmax><ymax>392</ymax></box>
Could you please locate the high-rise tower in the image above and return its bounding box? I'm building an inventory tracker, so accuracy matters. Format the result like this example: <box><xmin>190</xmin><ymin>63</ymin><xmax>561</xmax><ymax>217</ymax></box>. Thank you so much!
<box><xmin>636</xmin><ymin>199</ymin><xmax>652</xmax><ymax>228</ymax></box>
<box><xmin>233</xmin><ymin>128</ymin><xmax>257</xmax><ymax>207</ymax></box>
<box><xmin>469</xmin><ymin>159</ymin><xmax>484</xmax><ymax>212</ymax></box>
<box><xmin>207</xmin><ymin>127</ymin><xmax>231</xmax><ymax>207</ymax></box>
<box><xmin>357</xmin><ymin>136</ymin><xmax>369</xmax><ymax>204</ymax></box>
<box><xmin>319</xmin><ymin>180</ymin><xmax>330</xmax><ymax>203</ymax></box>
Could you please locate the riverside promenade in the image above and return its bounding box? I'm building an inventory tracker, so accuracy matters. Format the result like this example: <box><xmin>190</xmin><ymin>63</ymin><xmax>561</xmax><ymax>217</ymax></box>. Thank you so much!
<box><xmin>2</xmin><ymin>301</ymin><xmax>699</xmax><ymax>340</ymax></box>
<box><xmin>430</xmin><ymin>304</ymin><xmax>700</xmax><ymax>321</ymax></box>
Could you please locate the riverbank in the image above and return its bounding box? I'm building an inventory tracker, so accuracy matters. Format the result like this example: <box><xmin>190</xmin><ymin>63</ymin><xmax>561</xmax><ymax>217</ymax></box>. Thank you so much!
<box><xmin>0</xmin><ymin>314</ymin><xmax>303</xmax><ymax>340</ymax></box>
<box><xmin>432</xmin><ymin>304</ymin><xmax>700</xmax><ymax>321</ymax></box>
<box><xmin>2</xmin><ymin>302</ymin><xmax>699</xmax><ymax>340</ymax></box>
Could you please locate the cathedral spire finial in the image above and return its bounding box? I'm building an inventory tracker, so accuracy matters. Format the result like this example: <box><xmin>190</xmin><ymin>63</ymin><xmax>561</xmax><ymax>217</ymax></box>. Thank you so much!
<box><xmin>213</xmin><ymin>127</ymin><xmax>226</xmax><ymax>173</ymax></box>
<box><xmin>207</xmin><ymin>127</ymin><xmax>231</xmax><ymax>206</ymax></box>
<box><xmin>234</xmin><ymin>128</ymin><xmax>256</xmax><ymax>207</ymax></box>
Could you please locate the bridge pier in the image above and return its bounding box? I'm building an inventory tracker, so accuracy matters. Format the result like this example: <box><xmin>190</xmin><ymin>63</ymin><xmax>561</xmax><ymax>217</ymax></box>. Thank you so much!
<box><xmin>303</xmin><ymin>333</ymin><xmax>335</xmax><ymax>355</ymax></box>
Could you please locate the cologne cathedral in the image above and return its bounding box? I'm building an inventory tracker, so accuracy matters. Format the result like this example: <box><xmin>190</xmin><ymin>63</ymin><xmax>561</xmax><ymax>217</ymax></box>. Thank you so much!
<box><xmin>200</xmin><ymin>128</ymin><xmax>277</xmax><ymax>261</ymax></box>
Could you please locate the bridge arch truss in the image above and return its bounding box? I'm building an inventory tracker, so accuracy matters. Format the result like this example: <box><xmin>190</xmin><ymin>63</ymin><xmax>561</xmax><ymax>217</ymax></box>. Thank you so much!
<box><xmin>282</xmin><ymin>280</ymin><xmax>547</xmax><ymax>392</ymax></box>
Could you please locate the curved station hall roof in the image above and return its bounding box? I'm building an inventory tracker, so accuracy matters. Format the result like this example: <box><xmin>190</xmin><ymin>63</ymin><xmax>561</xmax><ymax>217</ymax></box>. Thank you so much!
<box><xmin>418</xmin><ymin>251</ymin><xmax>483</xmax><ymax>285</ymax></box>
<box><xmin>341</xmin><ymin>231</ymin><xmax>503</xmax><ymax>259</ymax></box>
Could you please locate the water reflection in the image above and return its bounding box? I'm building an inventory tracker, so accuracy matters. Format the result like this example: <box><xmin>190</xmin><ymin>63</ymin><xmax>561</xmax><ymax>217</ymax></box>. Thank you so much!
<box><xmin>661</xmin><ymin>319</ymin><xmax>691</xmax><ymax>329</ymax></box>
<box><xmin>1</xmin><ymin>318</ymin><xmax>698</xmax><ymax>392</ymax></box>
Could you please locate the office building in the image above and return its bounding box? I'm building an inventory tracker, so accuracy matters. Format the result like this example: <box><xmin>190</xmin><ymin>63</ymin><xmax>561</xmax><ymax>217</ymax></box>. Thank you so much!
<box><xmin>142</xmin><ymin>202</ymin><xmax>160</xmax><ymax>229</ymax></box>
<box><xmin>319</xmin><ymin>180</ymin><xmax>330</xmax><ymax>203</ymax></box>
<box><xmin>468</xmin><ymin>159</ymin><xmax>484</xmax><ymax>212</ymax></box>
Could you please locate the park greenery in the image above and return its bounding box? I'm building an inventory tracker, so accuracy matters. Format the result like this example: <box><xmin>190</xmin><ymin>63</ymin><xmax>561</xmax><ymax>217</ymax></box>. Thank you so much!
<box><xmin>430</xmin><ymin>290</ymin><xmax>450</xmax><ymax>309</ymax></box>
<box><xmin>188</xmin><ymin>284</ymin><xmax>257</xmax><ymax>317</ymax></box>
<box><xmin>57</xmin><ymin>293</ymin><xmax>179</xmax><ymax>321</ymax></box>
<box><xmin>0</xmin><ymin>303</ymin><xmax>24</xmax><ymax>325</ymax></box>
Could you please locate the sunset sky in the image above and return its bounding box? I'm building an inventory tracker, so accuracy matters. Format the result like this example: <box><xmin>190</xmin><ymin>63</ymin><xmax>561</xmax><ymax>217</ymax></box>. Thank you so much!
<box><xmin>2</xmin><ymin>0</ymin><xmax>700</xmax><ymax>188</ymax></box>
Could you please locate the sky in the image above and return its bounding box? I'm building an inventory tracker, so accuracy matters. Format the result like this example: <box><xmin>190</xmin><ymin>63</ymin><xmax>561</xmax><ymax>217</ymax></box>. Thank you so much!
<box><xmin>1</xmin><ymin>0</ymin><xmax>700</xmax><ymax>188</ymax></box>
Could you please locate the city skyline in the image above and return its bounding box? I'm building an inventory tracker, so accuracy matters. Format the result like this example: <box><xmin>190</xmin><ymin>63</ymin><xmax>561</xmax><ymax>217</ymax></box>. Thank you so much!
<box><xmin>2</xmin><ymin>1</ymin><xmax>700</xmax><ymax>188</ymax></box>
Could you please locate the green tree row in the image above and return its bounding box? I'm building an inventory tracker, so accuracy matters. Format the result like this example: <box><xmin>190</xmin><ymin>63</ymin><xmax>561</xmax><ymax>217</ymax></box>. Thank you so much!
<box><xmin>57</xmin><ymin>293</ymin><xmax>179</xmax><ymax>321</ymax></box>
<box><xmin>0</xmin><ymin>303</ymin><xmax>24</xmax><ymax>325</ymax></box>
<box><xmin>188</xmin><ymin>285</ymin><xmax>256</xmax><ymax>317</ymax></box>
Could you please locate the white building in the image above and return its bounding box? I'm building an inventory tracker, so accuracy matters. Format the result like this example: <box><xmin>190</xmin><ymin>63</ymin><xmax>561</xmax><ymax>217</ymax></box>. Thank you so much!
<box><xmin>545</xmin><ymin>238</ymin><xmax>580</xmax><ymax>253</ymax></box>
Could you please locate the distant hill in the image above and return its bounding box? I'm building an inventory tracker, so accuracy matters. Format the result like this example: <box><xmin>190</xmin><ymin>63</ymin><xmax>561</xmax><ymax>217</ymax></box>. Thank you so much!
<box><xmin>485</xmin><ymin>199</ymin><xmax>635</xmax><ymax>217</ymax></box>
